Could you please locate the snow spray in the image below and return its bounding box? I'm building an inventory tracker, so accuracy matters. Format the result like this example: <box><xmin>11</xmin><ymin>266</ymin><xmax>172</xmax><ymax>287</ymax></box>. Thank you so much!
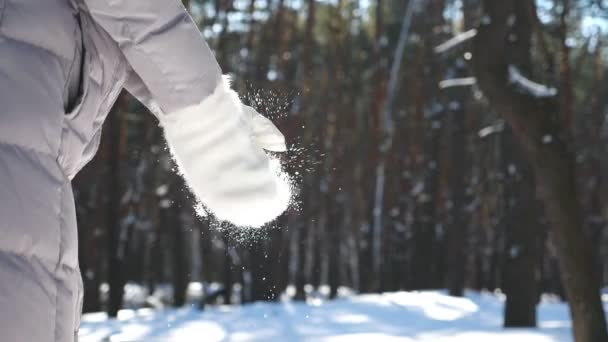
<box><xmin>192</xmin><ymin>87</ymin><xmax>321</xmax><ymax>243</ymax></box>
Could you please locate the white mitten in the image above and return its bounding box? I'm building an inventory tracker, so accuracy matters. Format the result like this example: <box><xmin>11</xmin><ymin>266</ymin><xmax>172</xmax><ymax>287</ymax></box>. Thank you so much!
<box><xmin>159</xmin><ymin>76</ymin><xmax>290</xmax><ymax>227</ymax></box>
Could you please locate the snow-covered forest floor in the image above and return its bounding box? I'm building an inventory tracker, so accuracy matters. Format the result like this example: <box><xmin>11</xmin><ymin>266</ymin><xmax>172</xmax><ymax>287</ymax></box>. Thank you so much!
<box><xmin>79</xmin><ymin>290</ymin><xmax>608</xmax><ymax>341</ymax></box>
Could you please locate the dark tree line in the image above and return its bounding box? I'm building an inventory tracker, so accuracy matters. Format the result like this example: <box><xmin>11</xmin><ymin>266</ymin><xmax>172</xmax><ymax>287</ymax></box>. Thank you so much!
<box><xmin>73</xmin><ymin>1</ymin><xmax>608</xmax><ymax>340</ymax></box>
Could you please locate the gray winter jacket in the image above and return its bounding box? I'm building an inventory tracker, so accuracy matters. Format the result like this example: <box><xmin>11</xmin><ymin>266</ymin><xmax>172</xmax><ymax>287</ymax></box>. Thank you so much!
<box><xmin>0</xmin><ymin>0</ymin><xmax>288</xmax><ymax>341</ymax></box>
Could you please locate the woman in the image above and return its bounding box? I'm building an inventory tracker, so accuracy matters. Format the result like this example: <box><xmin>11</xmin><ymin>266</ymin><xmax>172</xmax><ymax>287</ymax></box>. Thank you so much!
<box><xmin>0</xmin><ymin>0</ymin><xmax>288</xmax><ymax>340</ymax></box>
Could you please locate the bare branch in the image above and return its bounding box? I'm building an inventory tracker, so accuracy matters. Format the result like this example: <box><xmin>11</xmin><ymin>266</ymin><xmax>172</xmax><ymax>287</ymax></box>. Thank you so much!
<box><xmin>434</xmin><ymin>29</ymin><xmax>477</xmax><ymax>54</ymax></box>
<box><xmin>439</xmin><ymin>77</ymin><xmax>477</xmax><ymax>89</ymax></box>
<box><xmin>478</xmin><ymin>120</ymin><xmax>505</xmax><ymax>139</ymax></box>
<box><xmin>508</xmin><ymin>65</ymin><xmax>557</xmax><ymax>98</ymax></box>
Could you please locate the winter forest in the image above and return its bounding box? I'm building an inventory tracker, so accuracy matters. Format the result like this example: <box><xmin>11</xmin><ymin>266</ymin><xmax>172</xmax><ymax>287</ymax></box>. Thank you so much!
<box><xmin>77</xmin><ymin>0</ymin><xmax>608</xmax><ymax>341</ymax></box>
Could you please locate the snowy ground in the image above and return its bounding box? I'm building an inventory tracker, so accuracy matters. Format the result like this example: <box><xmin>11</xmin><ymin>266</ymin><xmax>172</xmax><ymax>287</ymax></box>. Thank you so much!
<box><xmin>79</xmin><ymin>290</ymin><xmax>607</xmax><ymax>342</ymax></box>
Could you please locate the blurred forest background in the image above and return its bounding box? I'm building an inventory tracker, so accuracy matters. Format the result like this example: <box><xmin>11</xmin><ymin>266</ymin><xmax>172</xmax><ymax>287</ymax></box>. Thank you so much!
<box><xmin>74</xmin><ymin>0</ymin><xmax>608</xmax><ymax>338</ymax></box>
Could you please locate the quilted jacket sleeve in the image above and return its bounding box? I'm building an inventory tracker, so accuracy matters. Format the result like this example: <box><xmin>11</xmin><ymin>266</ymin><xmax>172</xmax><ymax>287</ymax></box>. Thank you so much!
<box><xmin>81</xmin><ymin>0</ymin><xmax>222</xmax><ymax>114</ymax></box>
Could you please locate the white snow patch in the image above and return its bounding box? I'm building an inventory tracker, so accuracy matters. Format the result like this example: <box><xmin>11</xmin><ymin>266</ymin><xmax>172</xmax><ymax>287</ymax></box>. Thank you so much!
<box><xmin>79</xmin><ymin>290</ymin><xmax>601</xmax><ymax>341</ymax></box>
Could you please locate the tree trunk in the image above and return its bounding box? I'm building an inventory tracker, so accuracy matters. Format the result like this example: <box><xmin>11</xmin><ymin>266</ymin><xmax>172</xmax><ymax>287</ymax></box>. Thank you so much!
<box><xmin>169</xmin><ymin>182</ymin><xmax>187</xmax><ymax>307</ymax></box>
<box><xmin>222</xmin><ymin>240</ymin><xmax>234</xmax><ymax>305</ymax></box>
<box><xmin>502</xmin><ymin>127</ymin><xmax>541</xmax><ymax>327</ymax></box>
<box><xmin>107</xmin><ymin>91</ymin><xmax>129</xmax><ymax>318</ymax></box>
<box><xmin>293</xmin><ymin>0</ymin><xmax>317</xmax><ymax>301</ymax></box>
<box><xmin>473</xmin><ymin>1</ymin><xmax>608</xmax><ymax>340</ymax></box>
<box><xmin>445</xmin><ymin>103</ymin><xmax>467</xmax><ymax>297</ymax></box>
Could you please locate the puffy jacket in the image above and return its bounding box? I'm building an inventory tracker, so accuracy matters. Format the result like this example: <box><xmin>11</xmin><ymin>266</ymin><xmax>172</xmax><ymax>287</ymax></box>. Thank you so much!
<box><xmin>0</xmin><ymin>0</ymin><xmax>288</xmax><ymax>341</ymax></box>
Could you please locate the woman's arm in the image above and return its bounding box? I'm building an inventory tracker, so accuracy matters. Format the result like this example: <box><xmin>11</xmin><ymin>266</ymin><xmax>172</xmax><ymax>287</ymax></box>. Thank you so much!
<box><xmin>82</xmin><ymin>0</ymin><xmax>290</xmax><ymax>227</ymax></box>
<box><xmin>81</xmin><ymin>0</ymin><xmax>221</xmax><ymax>113</ymax></box>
